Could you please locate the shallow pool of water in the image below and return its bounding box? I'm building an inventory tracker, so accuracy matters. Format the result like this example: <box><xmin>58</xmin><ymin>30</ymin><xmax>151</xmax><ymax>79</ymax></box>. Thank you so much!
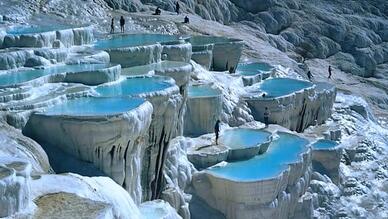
<box><xmin>94</xmin><ymin>34</ymin><xmax>184</xmax><ymax>50</ymax></box>
<box><xmin>0</xmin><ymin>64</ymin><xmax>109</xmax><ymax>86</ymax></box>
<box><xmin>312</xmin><ymin>139</ymin><xmax>338</xmax><ymax>150</ymax></box>
<box><xmin>259</xmin><ymin>78</ymin><xmax>313</xmax><ymax>98</ymax></box>
<box><xmin>95</xmin><ymin>76</ymin><xmax>175</xmax><ymax>97</ymax></box>
<box><xmin>42</xmin><ymin>97</ymin><xmax>145</xmax><ymax>116</ymax></box>
<box><xmin>7</xmin><ymin>24</ymin><xmax>72</xmax><ymax>35</ymax></box>
<box><xmin>188</xmin><ymin>84</ymin><xmax>220</xmax><ymax>98</ymax></box>
<box><xmin>208</xmin><ymin>132</ymin><xmax>309</xmax><ymax>181</ymax></box>
<box><xmin>220</xmin><ymin>128</ymin><xmax>271</xmax><ymax>149</ymax></box>
<box><xmin>236</xmin><ymin>62</ymin><xmax>273</xmax><ymax>76</ymax></box>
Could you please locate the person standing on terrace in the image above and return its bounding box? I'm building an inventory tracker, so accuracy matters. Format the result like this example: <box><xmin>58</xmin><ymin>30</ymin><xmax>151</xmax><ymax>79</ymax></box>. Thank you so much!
<box><xmin>120</xmin><ymin>16</ymin><xmax>125</xmax><ymax>33</ymax></box>
<box><xmin>264</xmin><ymin>107</ymin><xmax>270</xmax><ymax>127</ymax></box>
<box><xmin>215</xmin><ymin>120</ymin><xmax>221</xmax><ymax>145</ymax></box>
<box><xmin>307</xmin><ymin>71</ymin><xmax>313</xmax><ymax>81</ymax></box>
<box><xmin>328</xmin><ymin>65</ymin><xmax>332</xmax><ymax>79</ymax></box>
<box><xmin>110</xmin><ymin>18</ymin><xmax>115</xmax><ymax>34</ymax></box>
<box><xmin>175</xmin><ymin>1</ymin><xmax>181</xmax><ymax>14</ymax></box>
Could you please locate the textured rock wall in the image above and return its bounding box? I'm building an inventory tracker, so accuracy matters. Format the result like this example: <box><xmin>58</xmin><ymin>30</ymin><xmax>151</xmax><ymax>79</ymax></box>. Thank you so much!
<box><xmin>23</xmin><ymin>101</ymin><xmax>153</xmax><ymax>204</ymax></box>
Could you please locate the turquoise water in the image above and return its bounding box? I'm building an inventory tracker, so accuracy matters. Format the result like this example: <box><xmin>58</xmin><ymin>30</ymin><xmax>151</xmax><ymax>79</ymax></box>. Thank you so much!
<box><xmin>260</xmin><ymin>78</ymin><xmax>313</xmax><ymax>98</ymax></box>
<box><xmin>220</xmin><ymin>128</ymin><xmax>271</xmax><ymax>149</ymax></box>
<box><xmin>312</xmin><ymin>139</ymin><xmax>338</xmax><ymax>150</ymax></box>
<box><xmin>188</xmin><ymin>84</ymin><xmax>220</xmax><ymax>97</ymax></box>
<box><xmin>0</xmin><ymin>64</ymin><xmax>109</xmax><ymax>86</ymax></box>
<box><xmin>94</xmin><ymin>34</ymin><xmax>183</xmax><ymax>50</ymax></box>
<box><xmin>43</xmin><ymin>97</ymin><xmax>145</xmax><ymax>116</ymax></box>
<box><xmin>95</xmin><ymin>77</ymin><xmax>174</xmax><ymax>97</ymax></box>
<box><xmin>208</xmin><ymin>132</ymin><xmax>309</xmax><ymax>181</ymax></box>
<box><xmin>7</xmin><ymin>24</ymin><xmax>71</xmax><ymax>35</ymax></box>
<box><xmin>236</xmin><ymin>62</ymin><xmax>273</xmax><ymax>76</ymax></box>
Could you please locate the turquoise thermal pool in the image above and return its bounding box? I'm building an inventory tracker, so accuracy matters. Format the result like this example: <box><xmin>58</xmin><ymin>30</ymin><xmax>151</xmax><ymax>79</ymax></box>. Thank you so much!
<box><xmin>259</xmin><ymin>78</ymin><xmax>313</xmax><ymax>98</ymax></box>
<box><xmin>94</xmin><ymin>34</ymin><xmax>185</xmax><ymax>50</ymax></box>
<box><xmin>236</xmin><ymin>62</ymin><xmax>273</xmax><ymax>76</ymax></box>
<box><xmin>0</xmin><ymin>64</ymin><xmax>110</xmax><ymax>86</ymax></box>
<box><xmin>188</xmin><ymin>84</ymin><xmax>221</xmax><ymax>98</ymax></box>
<box><xmin>208</xmin><ymin>132</ymin><xmax>310</xmax><ymax>181</ymax></box>
<box><xmin>312</xmin><ymin>139</ymin><xmax>338</xmax><ymax>150</ymax></box>
<box><xmin>42</xmin><ymin>97</ymin><xmax>145</xmax><ymax>116</ymax></box>
<box><xmin>220</xmin><ymin>128</ymin><xmax>271</xmax><ymax>150</ymax></box>
<box><xmin>7</xmin><ymin>24</ymin><xmax>72</xmax><ymax>35</ymax></box>
<box><xmin>95</xmin><ymin>76</ymin><xmax>175</xmax><ymax>97</ymax></box>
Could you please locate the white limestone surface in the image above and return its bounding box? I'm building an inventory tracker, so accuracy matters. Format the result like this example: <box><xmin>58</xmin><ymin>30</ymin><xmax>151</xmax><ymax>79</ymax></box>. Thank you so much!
<box><xmin>192</xmin><ymin>131</ymin><xmax>313</xmax><ymax>219</ymax></box>
<box><xmin>22</xmin><ymin>99</ymin><xmax>153</xmax><ymax>204</ymax></box>
<box><xmin>162</xmin><ymin>42</ymin><xmax>192</xmax><ymax>63</ymax></box>
<box><xmin>106</xmin><ymin>43</ymin><xmax>163</xmax><ymax>68</ymax></box>
<box><xmin>245</xmin><ymin>80</ymin><xmax>336</xmax><ymax>132</ymax></box>
<box><xmin>0</xmin><ymin>158</ymin><xmax>32</xmax><ymax>218</ymax></box>
<box><xmin>2</xmin><ymin>26</ymin><xmax>94</xmax><ymax>49</ymax></box>
<box><xmin>184</xmin><ymin>84</ymin><xmax>222</xmax><ymax>137</ymax></box>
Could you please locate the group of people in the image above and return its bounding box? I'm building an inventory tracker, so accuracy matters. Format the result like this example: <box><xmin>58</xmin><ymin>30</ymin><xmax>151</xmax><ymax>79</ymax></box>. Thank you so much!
<box><xmin>110</xmin><ymin>1</ymin><xmax>189</xmax><ymax>34</ymax></box>
<box><xmin>153</xmin><ymin>1</ymin><xmax>190</xmax><ymax>23</ymax></box>
<box><xmin>307</xmin><ymin>65</ymin><xmax>333</xmax><ymax>81</ymax></box>
<box><xmin>110</xmin><ymin>16</ymin><xmax>125</xmax><ymax>34</ymax></box>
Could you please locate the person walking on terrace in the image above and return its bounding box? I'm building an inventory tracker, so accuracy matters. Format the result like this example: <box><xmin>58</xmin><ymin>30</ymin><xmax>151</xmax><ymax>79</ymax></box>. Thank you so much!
<box><xmin>120</xmin><ymin>16</ymin><xmax>125</xmax><ymax>33</ymax></box>
<box><xmin>153</xmin><ymin>7</ymin><xmax>161</xmax><ymax>15</ymax></box>
<box><xmin>328</xmin><ymin>65</ymin><xmax>332</xmax><ymax>79</ymax></box>
<box><xmin>307</xmin><ymin>70</ymin><xmax>313</xmax><ymax>81</ymax></box>
<box><xmin>264</xmin><ymin>107</ymin><xmax>270</xmax><ymax>128</ymax></box>
<box><xmin>175</xmin><ymin>1</ymin><xmax>180</xmax><ymax>14</ymax></box>
<box><xmin>110</xmin><ymin>18</ymin><xmax>115</xmax><ymax>34</ymax></box>
<box><xmin>215</xmin><ymin>120</ymin><xmax>221</xmax><ymax>145</ymax></box>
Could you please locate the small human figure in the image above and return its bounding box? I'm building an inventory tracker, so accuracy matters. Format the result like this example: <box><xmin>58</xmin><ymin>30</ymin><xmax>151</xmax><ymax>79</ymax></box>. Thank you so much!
<box><xmin>214</xmin><ymin>120</ymin><xmax>221</xmax><ymax>145</ymax></box>
<box><xmin>184</xmin><ymin>15</ymin><xmax>189</xmax><ymax>24</ymax></box>
<box><xmin>328</xmin><ymin>65</ymin><xmax>332</xmax><ymax>79</ymax></box>
<box><xmin>307</xmin><ymin>71</ymin><xmax>313</xmax><ymax>81</ymax></box>
<box><xmin>264</xmin><ymin>107</ymin><xmax>270</xmax><ymax>127</ymax></box>
<box><xmin>175</xmin><ymin>1</ymin><xmax>180</xmax><ymax>14</ymax></box>
<box><xmin>153</xmin><ymin>7</ymin><xmax>161</xmax><ymax>15</ymax></box>
<box><xmin>262</xmin><ymin>93</ymin><xmax>266</xmax><ymax>98</ymax></box>
<box><xmin>110</xmin><ymin>18</ymin><xmax>115</xmax><ymax>34</ymax></box>
<box><xmin>120</xmin><ymin>16</ymin><xmax>125</xmax><ymax>33</ymax></box>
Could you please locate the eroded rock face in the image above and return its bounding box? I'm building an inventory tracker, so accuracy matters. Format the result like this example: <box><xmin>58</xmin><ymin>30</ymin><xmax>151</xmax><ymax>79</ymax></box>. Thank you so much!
<box><xmin>0</xmin><ymin>122</ymin><xmax>51</xmax><ymax>174</ymax></box>
<box><xmin>23</xmin><ymin>100</ymin><xmax>153</xmax><ymax>204</ymax></box>
<box><xmin>0</xmin><ymin>159</ymin><xmax>32</xmax><ymax>218</ymax></box>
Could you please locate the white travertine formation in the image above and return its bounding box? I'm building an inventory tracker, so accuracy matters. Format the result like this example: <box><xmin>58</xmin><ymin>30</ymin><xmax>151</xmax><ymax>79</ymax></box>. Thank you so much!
<box><xmin>312</xmin><ymin>142</ymin><xmax>343</xmax><ymax>185</ymax></box>
<box><xmin>162</xmin><ymin>42</ymin><xmax>192</xmax><ymax>63</ymax></box>
<box><xmin>23</xmin><ymin>100</ymin><xmax>153</xmax><ymax>204</ymax></box>
<box><xmin>190</xmin><ymin>36</ymin><xmax>243</xmax><ymax>72</ymax></box>
<box><xmin>0</xmin><ymin>159</ymin><xmax>32</xmax><ymax>218</ymax></box>
<box><xmin>62</xmin><ymin>64</ymin><xmax>121</xmax><ymax>86</ymax></box>
<box><xmin>246</xmin><ymin>82</ymin><xmax>336</xmax><ymax>132</ymax></box>
<box><xmin>191</xmin><ymin>44</ymin><xmax>213</xmax><ymax>70</ymax></box>
<box><xmin>140</xmin><ymin>200</ymin><xmax>182</xmax><ymax>219</ymax></box>
<box><xmin>184</xmin><ymin>84</ymin><xmax>222</xmax><ymax>137</ymax></box>
<box><xmin>0</xmin><ymin>49</ymin><xmax>34</xmax><ymax>70</ymax></box>
<box><xmin>107</xmin><ymin>44</ymin><xmax>163</xmax><ymax>68</ymax></box>
<box><xmin>0</xmin><ymin>122</ymin><xmax>51</xmax><ymax>174</ymax></box>
<box><xmin>191</xmin><ymin>131</ymin><xmax>313</xmax><ymax>219</ymax></box>
<box><xmin>2</xmin><ymin>26</ymin><xmax>94</xmax><ymax>49</ymax></box>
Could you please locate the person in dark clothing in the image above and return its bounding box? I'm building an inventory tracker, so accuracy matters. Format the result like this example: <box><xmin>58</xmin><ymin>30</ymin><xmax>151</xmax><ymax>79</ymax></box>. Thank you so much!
<box><xmin>153</xmin><ymin>7</ymin><xmax>161</xmax><ymax>15</ymax></box>
<box><xmin>120</xmin><ymin>16</ymin><xmax>125</xmax><ymax>33</ymax></box>
<box><xmin>307</xmin><ymin>71</ymin><xmax>313</xmax><ymax>81</ymax></box>
<box><xmin>215</xmin><ymin>120</ymin><xmax>221</xmax><ymax>145</ymax></box>
<box><xmin>110</xmin><ymin>18</ymin><xmax>115</xmax><ymax>34</ymax></box>
<box><xmin>264</xmin><ymin>107</ymin><xmax>270</xmax><ymax>128</ymax></box>
<box><xmin>175</xmin><ymin>1</ymin><xmax>180</xmax><ymax>14</ymax></box>
<box><xmin>184</xmin><ymin>15</ymin><xmax>189</xmax><ymax>24</ymax></box>
<box><xmin>328</xmin><ymin>65</ymin><xmax>332</xmax><ymax>79</ymax></box>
